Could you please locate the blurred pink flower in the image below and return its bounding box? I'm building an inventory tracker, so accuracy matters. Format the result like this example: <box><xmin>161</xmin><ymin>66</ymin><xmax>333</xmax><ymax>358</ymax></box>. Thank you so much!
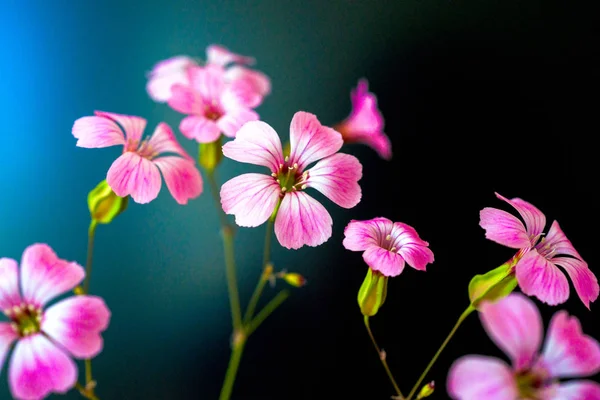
<box><xmin>146</xmin><ymin>56</ymin><xmax>198</xmax><ymax>103</ymax></box>
<box><xmin>447</xmin><ymin>293</ymin><xmax>600</xmax><ymax>400</ymax></box>
<box><xmin>480</xmin><ymin>192</ymin><xmax>599</xmax><ymax>308</ymax></box>
<box><xmin>342</xmin><ymin>217</ymin><xmax>434</xmax><ymax>277</ymax></box>
<box><xmin>335</xmin><ymin>79</ymin><xmax>391</xmax><ymax>160</ymax></box>
<box><xmin>73</xmin><ymin>111</ymin><xmax>203</xmax><ymax>204</ymax></box>
<box><xmin>221</xmin><ymin>111</ymin><xmax>362</xmax><ymax>249</ymax></box>
<box><xmin>0</xmin><ymin>244</ymin><xmax>111</xmax><ymax>400</ymax></box>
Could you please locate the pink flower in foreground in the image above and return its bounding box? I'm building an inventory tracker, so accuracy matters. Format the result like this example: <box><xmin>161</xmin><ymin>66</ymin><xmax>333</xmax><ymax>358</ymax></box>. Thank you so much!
<box><xmin>73</xmin><ymin>111</ymin><xmax>203</xmax><ymax>204</ymax></box>
<box><xmin>334</xmin><ymin>79</ymin><xmax>391</xmax><ymax>160</ymax></box>
<box><xmin>343</xmin><ymin>218</ymin><xmax>434</xmax><ymax>277</ymax></box>
<box><xmin>480</xmin><ymin>192</ymin><xmax>599</xmax><ymax>309</ymax></box>
<box><xmin>448</xmin><ymin>293</ymin><xmax>600</xmax><ymax>400</ymax></box>
<box><xmin>0</xmin><ymin>244</ymin><xmax>110</xmax><ymax>400</ymax></box>
<box><xmin>168</xmin><ymin>65</ymin><xmax>260</xmax><ymax>143</ymax></box>
<box><xmin>221</xmin><ymin>111</ymin><xmax>362</xmax><ymax>249</ymax></box>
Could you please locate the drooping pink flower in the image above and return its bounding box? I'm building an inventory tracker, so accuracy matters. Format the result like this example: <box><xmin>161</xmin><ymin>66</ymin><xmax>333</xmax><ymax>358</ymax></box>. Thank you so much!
<box><xmin>447</xmin><ymin>293</ymin><xmax>600</xmax><ymax>400</ymax></box>
<box><xmin>72</xmin><ymin>111</ymin><xmax>203</xmax><ymax>204</ymax></box>
<box><xmin>0</xmin><ymin>244</ymin><xmax>111</xmax><ymax>400</ymax></box>
<box><xmin>220</xmin><ymin>111</ymin><xmax>362</xmax><ymax>249</ymax></box>
<box><xmin>334</xmin><ymin>79</ymin><xmax>392</xmax><ymax>160</ymax></box>
<box><xmin>480</xmin><ymin>192</ymin><xmax>599</xmax><ymax>309</ymax></box>
<box><xmin>342</xmin><ymin>217</ymin><xmax>434</xmax><ymax>277</ymax></box>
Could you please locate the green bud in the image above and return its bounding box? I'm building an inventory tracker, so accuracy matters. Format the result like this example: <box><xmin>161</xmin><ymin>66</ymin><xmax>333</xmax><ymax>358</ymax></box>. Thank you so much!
<box><xmin>198</xmin><ymin>137</ymin><xmax>223</xmax><ymax>172</ymax></box>
<box><xmin>88</xmin><ymin>180</ymin><xmax>128</xmax><ymax>224</ymax></box>
<box><xmin>357</xmin><ymin>269</ymin><xmax>388</xmax><ymax>317</ymax></box>
<box><xmin>416</xmin><ymin>381</ymin><xmax>435</xmax><ymax>399</ymax></box>
<box><xmin>468</xmin><ymin>262</ymin><xmax>518</xmax><ymax>309</ymax></box>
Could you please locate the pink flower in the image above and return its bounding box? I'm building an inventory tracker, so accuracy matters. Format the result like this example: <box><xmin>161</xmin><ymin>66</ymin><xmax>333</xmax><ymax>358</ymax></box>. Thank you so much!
<box><xmin>334</xmin><ymin>79</ymin><xmax>391</xmax><ymax>160</ymax></box>
<box><xmin>72</xmin><ymin>111</ymin><xmax>203</xmax><ymax>204</ymax></box>
<box><xmin>167</xmin><ymin>65</ymin><xmax>261</xmax><ymax>143</ymax></box>
<box><xmin>480</xmin><ymin>192</ymin><xmax>599</xmax><ymax>309</ymax></box>
<box><xmin>146</xmin><ymin>56</ymin><xmax>198</xmax><ymax>103</ymax></box>
<box><xmin>342</xmin><ymin>217</ymin><xmax>434</xmax><ymax>277</ymax></box>
<box><xmin>0</xmin><ymin>244</ymin><xmax>111</xmax><ymax>400</ymax></box>
<box><xmin>447</xmin><ymin>293</ymin><xmax>600</xmax><ymax>400</ymax></box>
<box><xmin>220</xmin><ymin>111</ymin><xmax>362</xmax><ymax>249</ymax></box>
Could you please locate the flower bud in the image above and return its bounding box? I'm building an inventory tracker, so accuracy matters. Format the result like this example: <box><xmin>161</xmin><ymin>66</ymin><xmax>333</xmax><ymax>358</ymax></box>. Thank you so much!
<box><xmin>88</xmin><ymin>180</ymin><xmax>128</xmax><ymax>224</ymax></box>
<box><xmin>416</xmin><ymin>381</ymin><xmax>435</xmax><ymax>399</ymax></box>
<box><xmin>199</xmin><ymin>137</ymin><xmax>223</xmax><ymax>172</ymax></box>
<box><xmin>357</xmin><ymin>268</ymin><xmax>388</xmax><ymax>317</ymax></box>
<box><xmin>278</xmin><ymin>271</ymin><xmax>306</xmax><ymax>287</ymax></box>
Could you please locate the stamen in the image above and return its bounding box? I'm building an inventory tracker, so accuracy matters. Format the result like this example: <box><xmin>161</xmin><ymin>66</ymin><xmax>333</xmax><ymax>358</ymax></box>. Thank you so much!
<box><xmin>292</xmin><ymin>187</ymin><xmax>297</xmax><ymax>191</ymax></box>
<box><xmin>279</xmin><ymin>163</ymin><xmax>284</xmax><ymax>169</ymax></box>
<box><xmin>281</xmin><ymin>187</ymin><xmax>287</xmax><ymax>193</ymax></box>
<box><xmin>271</xmin><ymin>173</ymin><xmax>277</xmax><ymax>177</ymax></box>
<box><xmin>276</xmin><ymin>179</ymin><xmax>280</xmax><ymax>184</ymax></box>
<box><xmin>293</xmin><ymin>163</ymin><xmax>298</xmax><ymax>169</ymax></box>
<box><xmin>385</xmin><ymin>234</ymin><xmax>391</xmax><ymax>241</ymax></box>
<box><xmin>12</xmin><ymin>305</ymin><xmax>20</xmax><ymax>315</ymax></box>
<box><xmin>301</xmin><ymin>184</ymin><xmax>307</xmax><ymax>190</ymax></box>
<box><xmin>390</xmin><ymin>247</ymin><xmax>397</xmax><ymax>252</ymax></box>
<box><xmin>27</xmin><ymin>304</ymin><xmax>35</xmax><ymax>312</ymax></box>
<box><xmin>284</xmin><ymin>156</ymin><xmax>289</xmax><ymax>162</ymax></box>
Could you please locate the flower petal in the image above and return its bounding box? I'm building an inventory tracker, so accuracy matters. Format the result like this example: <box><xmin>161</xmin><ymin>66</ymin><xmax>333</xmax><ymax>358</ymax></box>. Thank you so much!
<box><xmin>363</xmin><ymin>247</ymin><xmax>405</xmax><ymax>277</ymax></box>
<box><xmin>221</xmin><ymin>120</ymin><xmax>284</xmax><ymax>172</ymax></box>
<box><xmin>94</xmin><ymin>111</ymin><xmax>146</xmax><ymax>145</ymax></box>
<box><xmin>305</xmin><ymin>153</ymin><xmax>362</xmax><ymax>208</ymax></box>
<box><xmin>221</xmin><ymin>78</ymin><xmax>263</xmax><ymax>109</ymax></box>
<box><xmin>216</xmin><ymin>108</ymin><xmax>259</xmax><ymax>138</ymax></box>
<box><xmin>179</xmin><ymin>115</ymin><xmax>221</xmax><ymax>143</ymax></box>
<box><xmin>20</xmin><ymin>244</ymin><xmax>84</xmax><ymax>308</ymax></box>
<box><xmin>0</xmin><ymin>258</ymin><xmax>22</xmax><ymax>310</ymax></box>
<box><xmin>106</xmin><ymin>152</ymin><xmax>162</xmax><ymax>204</ymax></box>
<box><xmin>72</xmin><ymin>116</ymin><xmax>126</xmax><ymax>148</ymax></box>
<box><xmin>479</xmin><ymin>293</ymin><xmax>543</xmax><ymax>371</ymax></box>
<box><xmin>342</xmin><ymin>218</ymin><xmax>393</xmax><ymax>251</ymax></box>
<box><xmin>189</xmin><ymin>65</ymin><xmax>225</xmax><ymax>102</ymax></box>
<box><xmin>0</xmin><ymin>323</ymin><xmax>18</xmax><ymax>376</ymax></box>
<box><xmin>42</xmin><ymin>295</ymin><xmax>110</xmax><ymax>359</ymax></box>
<box><xmin>552</xmin><ymin>257</ymin><xmax>599</xmax><ymax>310</ymax></box>
<box><xmin>9</xmin><ymin>334</ymin><xmax>77</xmax><ymax>400</ymax></box>
<box><xmin>153</xmin><ymin>157</ymin><xmax>203</xmax><ymax>205</ymax></box>
<box><xmin>495</xmin><ymin>193</ymin><xmax>546</xmax><ymax>238</ymax></box>
<box><xmin>167</xmin><ymin>83</ymin><xmax>203</xmax><ymax>115</ymax></box>
<box><xmin>146</xmin><ymin>122</ymin><xmax>193</xmax><ymax>160</ymax></box>
<box><xmin>354</xmin><ymin>132</ymin><xmax>392</xmax><ymax>160</ymax></box>
<box><xmin>350</xmin><ymin>79</ymin><xmax>384</xmax><ymax>132</ymax></box>
<box><xmin>220</xmin><ymin>173</ymin><xmax>280</xmax><ymax>227</ymax></box>
<box><xmin>392</xmin><ymin>223</ymin><xmax>434</xmax><ymax>271</ymax></box>
<box><xmin>447</xmin><ymin>355</ymin><xmax>518</xmax><ymax>400</ymax></box>
<box><xmin>225</xmin><ymin>66</ymin><xmax>271</xmax><ymax>97</ymax></box>
<box><xmin>516</xmin><ymin>250</ymin><xmax>570</xmax><ymax>306</ymax></box>
<box><xmin>146</xmin><ymin>55</ymin><xmax>196</xmax><ymax>102</ymax></box>
<box><xmin>541</xmin><ymin>381</ymin><xmax>600</xmax><ymax>400</ymax></box>
<box><xmin>288</xmin><ymin>112</ymin><xmax>343</xmax><ymax>171</ymax></box>
<box><xmin>206</xmin><ymin>45</ymin><xmax>255</xmax><ymax>67</ymax></box>
<box><xmin>479</xmin><ymin>207</ymin><xmax>530</xmax><ymax>249</ymax></box>
<box><xmin>274</xmin><ymin>192</ymin><xmax>333</xmax><ymax>249</ymax></box>
<box><xmin>540</xmin><ymin>310</ymin><xmax>600</xmax><ymax>378</ymax></box>
<box><xmin>545</xmin><ymin>220</ymin><xmax>585</xmax><ymax>260</ymax></box>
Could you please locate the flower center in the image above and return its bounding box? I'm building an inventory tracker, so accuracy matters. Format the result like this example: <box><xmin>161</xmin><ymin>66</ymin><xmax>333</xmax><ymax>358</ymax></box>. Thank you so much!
<box><xmin>383</xmin><ymin>233</ymin><xmax>398</xmax><ymax>252</ymax></box>
<box><xmin>5</xmin><ymin>304</ymin><xmax>42</xmax><ymax>337</ymax></box>
<box><xmin>534</xmin><ymin>236</ymin><xmax>556</xmax><ymax>259</ymax></box>
<box><xmin>515</xmin><ymin>369</ymin><xmax>550</xmax><ymax>399</ymax></box>
<box><xmin>203</xmin><ymin>101</ymin><xmax>223</xmax><ymax>121</ymax></box>
<box><xmin>273</xmin><ymin>156</ymin><xmax>309</xmax><ymax>196</ymax></box>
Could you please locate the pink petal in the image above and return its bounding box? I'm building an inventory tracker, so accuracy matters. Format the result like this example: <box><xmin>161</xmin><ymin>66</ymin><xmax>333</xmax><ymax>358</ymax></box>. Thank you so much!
<box><xmin>220</xmin><ymin>173</ymin><xmax>280</xmax><ymax>227</ymax></box>
<box><xmin>216</xmin><ymin>108</ymin><xmax>259</xmax><ymax>138</ymax></box>
<box><xmin>447</xmin><ymin>355</ymin><xmax>518</xmax><ymax>400</ymax></box>
<box><xmin>0</xmin><ymin>323</ymin><xmax>18</xmax><ymax>376</ymax></box>
<box><xmin>221</xmin><ymin>120</ymin><xmax>284</xmax><ymax>172</ymax></box>
<box><xmin>153</xmin><ymin>157</ymin><xmax>203</xmax><ymax>205</ymax></box>
<box><xmin>146</xmin><ymin>56</ymin><xmax>197</xmax><ymax>102</ymax></box>
<box><xmin>221</xmin><ymin>78</ymin><xmax>263</xmax><ymax>109</ymax></box>
<box><xmin>274</xmin><ymin>191</ymin><xmax>333</xmax><ymax>249</ymax></box>
<box><xmin>479</xmin><ymin>207</ymin><xmax>530</xmax><ymax>249</ymax></box>
<box><xmin>106</xmin><ymin>152</ymin><xmax>162</xmax><ymax>204</ymax></box>
<box><xmin>20</xmin><ymin>244</ymin><xmax>84</xmax><ymax>308</ymax></box>
<box><xmin>392</xmin><ymin>223</ymin><xmax>434</xmax><ymax>271</ymax></box>
<box><xmin>479</xmin><ymin>293</ymin><xmax>543</xmax><ymax>371</ymax></box>
<box><xmin>146</xmin><ymin>122</ymin><xmax>193</xmax><ymax>160</ymax></box>
<box><xmin>495</xmin><ymin>192</ymin><xmax>546</xmax><ymax>238</ymax></box>
<box><xmin>0</xmin><ymin>258</ymin><xmax>22</xmax><ymax>310</ymax></box>
<box><xmin>94</xmin><ymin>111</ymin><xmax>146</xmax><ymax>146</ymax></box>
<box><xmin>305</xmin><ymin>153</ymin><xmax>362</xmax><ymax>208</ymax></box>
<box><xmin>188</xmin><ymin>65</ymin><xmax>225</xmax><ymax>102</ymax></box>
<box><xmin>552</xmin><ymin>257</ymin><xmax>599</xmax><ymax>310</ymax></box>
<box><xmin>9</xmin><ymin>334</ymin><xmax>77</xmax><ymax>400</ymax></box>
<box><xmin>167</xmin><ymin>84</ymin><xmax>203</xmax><ymax>115</ymax></box>
<box><xmin>356</xmin><ymin>132</ymin><xmax>392</xmax><ymax>160</ymax></box>
<box><xmin>206</xmin><ymin>45</ymin><xmax>255</xmax><ymax>67</ymax></box>
<box><xmin>342</xmin><ymin>218</ymin><xmax>393</xmax><ymax>251</ymax></box>
<box><xmin>225</xmin><ymin>66</ymin><xmax>271</xmax><ymax>97</ymax></box>
<box><xmin>540</xmin><ymin>310</ymin><xmax>600</xmax><ymax>378</ymax></box>
<box><xmin>72</xmin><ymin>116</ymin><xmax>126</xmax><ymax>148</ymax></box>
<box><xmin>179</xmin><ymin>115</ymin><xmax>221</xmax><ymax>143</ymax></box>
<box><xmin>545</xmin><ymin>220</ymin><xmax>585</xmax><ymax>260</ymax></box>
<box><xmin>42</xmin><ymin>295</ymin><xmax>110</xmax><ymax>359</ymax></box>
<box><xmin>542</xmin><ymin>381</ymin><xmax>600</xmax><ymax>400</ymax></box>
<box><xmin>349</xmin><ymin>79</ymin><xmax>384</xmax><ymax>132</ymax></box>
<box><xmin>363</xmin><ymin>247</ymin><xmax>405</xmax><ymax>277</ymax></box>
<box><xmin>288</xmin><ymin>112</ymin><xmax>343</xmax><ymax>171</ymax></box>
<box><xmin>516</xmin><ymin>250</ymin><xmax>570</xmax><ymax>306</ymax></box>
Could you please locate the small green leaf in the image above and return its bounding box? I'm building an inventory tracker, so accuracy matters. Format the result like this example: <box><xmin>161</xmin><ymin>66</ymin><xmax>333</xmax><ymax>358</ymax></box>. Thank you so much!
<box><xmin>358</xmin><ymin>269</ymin><xmax>388</xmax><ymax>317</ymax></box>
<box><xmin>468</xmin><ymin>262</ymin><xmax>518</xmax><ymax>309</ymax></box>
<box><xmin>88</xmin><ymin>180</ymin><xmax>128</xmax><ymax>224</ymax></box>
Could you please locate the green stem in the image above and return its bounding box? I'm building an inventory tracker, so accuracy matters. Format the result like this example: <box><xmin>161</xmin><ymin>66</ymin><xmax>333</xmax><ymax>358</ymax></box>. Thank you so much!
<box><xmin>405</xmin><ymin>305</ymin><xmax>475</xmax><ymax>400</ymax></box>
<box><xmin>218</xmin><ymin>338</ymin><xmax>246</xmax><ymax>400</ymax></box>
<box><xmin>243</xmin><ymin>219</ymin><xmax>274</xmax><ymax>324</ymax></box>
<box><xmin>83</xmin><ymin>220</ymin><xmax>98</xmax><ymax>294</ymax></box>
<box><xmin>364</xmin><ymin>316</ymin><xmax>404</xmax><ymax>399</ymax></box>
<box><xmin>246</xmin><ymin>290</ymin><xmax>290</xmax><ymax>336</ymax></box>
<box><xmin>74</xmin><ymin>381</ymin><xmax>99</xmax><ymax>400</ymax></box>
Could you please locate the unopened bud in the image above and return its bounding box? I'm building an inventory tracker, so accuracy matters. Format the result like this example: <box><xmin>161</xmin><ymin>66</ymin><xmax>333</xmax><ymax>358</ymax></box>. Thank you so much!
<box><xmin>416</xmin><ymin>381</ymin><xmax>435</xmax><ymax>399</ymax></box>
<box><xmin>357</xmin><ymin>268</ymin><xmax>388</xmax><ymax>317</ymax></box>
<box><xmin>199</xmin><ymin>137</ymin><xmax>223</xmax><ymax>172</ymax></box>
<box><xmin>278</xmin><ymin>271</ymin><xmax>306</xmax><ymax>287</ymax></box>
<box><xmin>88</xmin><ymin>180</ymin><xmax>128</xmax><ymax>224</ymax></box>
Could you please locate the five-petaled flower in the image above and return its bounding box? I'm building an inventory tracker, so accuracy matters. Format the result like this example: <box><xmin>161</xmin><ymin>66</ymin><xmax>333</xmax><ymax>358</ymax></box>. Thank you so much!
<box><xmin>0</xmin><ymin>244</ymin><xmax>111</xmax><ymax>400</ymax></box>
<box><xmin>72</xmin><ymin>111</ymin><xmax>203</xmax><ymax>205</ymax></box>
<box><xmin>343</xmin><ymin>217</ymin><xmax>434</xmax><ymax>277</ymax></box>
<box><xmin>480</xmin><ymin>192</ymin><xmax>599</xmax><ymax>308</ymax></box>
<box><xmin>220</xmin><ymin>111</ymin><xmax>363</xmax><ymax>249</ymax></box>
<box><xmin>334</xmin><ymin>79</ymin><xmax>392</xmax><ymax>160</ymax></box>
<box><xmin>448</xmin><ymin>293</ymin><xmax>600</xmax><ymax>400</ymax></box>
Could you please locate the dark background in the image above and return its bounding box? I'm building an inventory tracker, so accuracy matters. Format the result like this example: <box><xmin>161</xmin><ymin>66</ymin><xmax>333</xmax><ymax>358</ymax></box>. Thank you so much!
<box><xmin>1</xmin><ymin>0</ymin><xmax>599</xmax><ymax>399</ymax></box>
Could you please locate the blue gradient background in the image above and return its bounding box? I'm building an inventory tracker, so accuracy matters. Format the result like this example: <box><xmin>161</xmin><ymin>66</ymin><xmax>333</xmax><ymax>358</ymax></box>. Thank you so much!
<box><xmin>2</xmin><ymin>1</ymin><xmax>599</xmax><ymax>399</ymax></box>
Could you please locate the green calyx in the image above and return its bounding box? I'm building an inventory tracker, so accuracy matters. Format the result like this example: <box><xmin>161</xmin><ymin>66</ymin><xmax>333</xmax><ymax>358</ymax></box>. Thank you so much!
<box><xmin>358</xmin><ymin>268</ymin><xmax>388</xmax><ymax>317</ymax></box>
<box><xmin>198</xmin><ymin>137</ymin><xmax>223</xmax><ymax>172</ymax></box>
<box><xmin>468</xmin><ymin>259</ymin><xmax>519</xmax><ymax>310</ymax></box>
<box><xmin>88</xmin><ymin>180</ymin><xmax>128</xmax><ymax>224</ymax></box>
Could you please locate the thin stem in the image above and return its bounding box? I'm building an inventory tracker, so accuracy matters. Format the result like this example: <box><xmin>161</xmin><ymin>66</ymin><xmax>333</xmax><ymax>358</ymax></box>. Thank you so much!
<box><xmin>246</xmin><ymin>290</ymin><xmax>290</xmax><ymax>336</ymax></box>
<box><xmin>364</xmin><ymin>316</ymin><xmax>404</xmax><ymax>399</ymax></box>
<box><xmin>85</xmin><ymin>359</ymin><xmax>93</xmax><ymax>385</ymax></box>
<box><xmin>218</xmin><ymin>339</ymin><xmax>246</xmax><ymax>400</ymax></box>
<box><xmin>243</xmin><ymin>220</ymin><xmax>274</xmax><ymax>324</ymax></box>
<box><xmin>74</xmin><ymin>381</ymin><xmax>99</xmax><ymax>400</ymax></box>
<box><xmin>83</xmin><ymin>220</ymin><xmax>98</xmax><ymax>294</ymax></box>
<box><xmin>206</xmin><ymin>170</ymin><xmax>229</xmax><ymax>228</ymax></box>
<box><xmin>405</xmin><ymin>305</ymin><xmax>475</xmax><ymax>400</ymax></box>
